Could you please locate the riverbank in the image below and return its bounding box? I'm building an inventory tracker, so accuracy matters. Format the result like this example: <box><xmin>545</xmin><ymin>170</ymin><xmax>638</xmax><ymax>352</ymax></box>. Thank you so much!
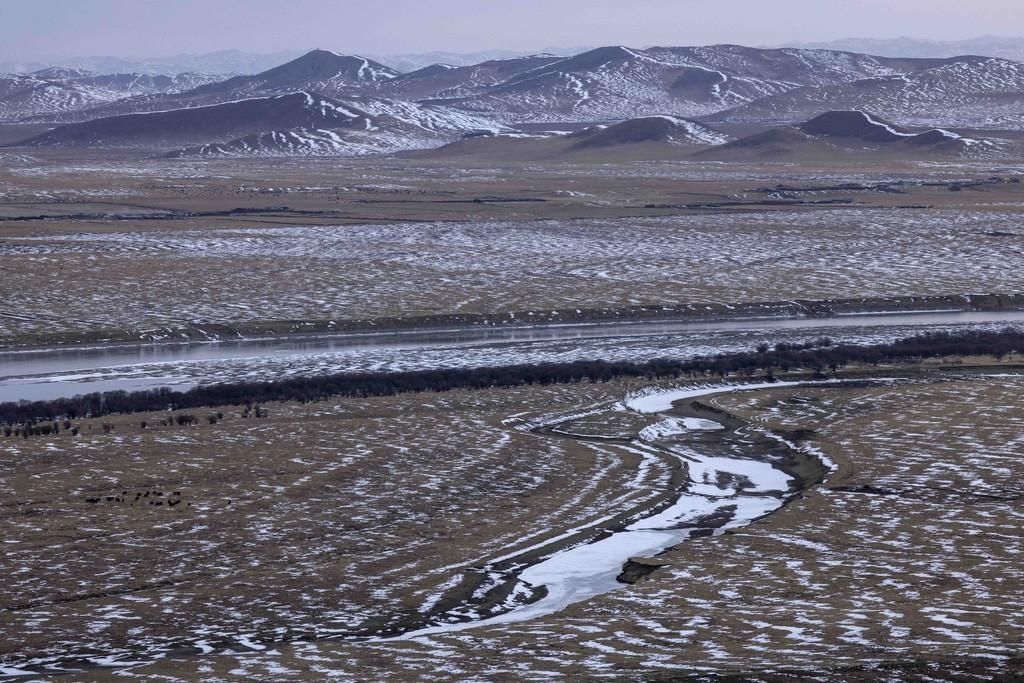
<box><xmin>3</xmin><ymin>292</ymin><xmax>1022</xmax><ymax>352</ymax></box>
<box><xmin>4</xmin><ymin>327</ymin><xmax>1023</xmax><ymax>424</ymax></box>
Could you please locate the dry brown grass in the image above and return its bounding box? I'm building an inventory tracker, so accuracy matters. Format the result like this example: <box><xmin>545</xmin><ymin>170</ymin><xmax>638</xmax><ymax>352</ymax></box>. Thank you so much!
<box><xmin>2</xmin><ymin>151</ymin><xmax>1023</xmax><ymax>347</ymax></box>
<box><xmin>0</xmin><ymin>380</ymin><xmax>675</xmax><ymax>672</ymax></box>
<box><xmin>4</xmin><ymin>373</ymin><xmax>1024</xmax><ymax>680</ymax></box>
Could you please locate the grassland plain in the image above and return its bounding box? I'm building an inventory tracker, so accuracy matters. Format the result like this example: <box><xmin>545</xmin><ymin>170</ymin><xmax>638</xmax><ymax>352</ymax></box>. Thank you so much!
<box><xmin>3</xmin><ymin>147</ymin><xmax>1024</xmax><ymax>682</ymax></box>
<box><xmin>0</xmin><ymin>381</ymin><xmax>669</xmax><ymax>674</ymax></box>
<box><xmin>2</xmin><ymin>152</ymin><xmax>1024</xmax><ymax>347</ymax></box>
<box><xmin>2</xmin><ymin>368</ymin><xmax>1024</xmax><ymax>680</ymax></box>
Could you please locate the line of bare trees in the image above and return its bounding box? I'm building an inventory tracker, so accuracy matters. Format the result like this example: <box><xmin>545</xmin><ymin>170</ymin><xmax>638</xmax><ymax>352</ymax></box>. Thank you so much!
<box><xmin>1</xmin><ymin>329</ymin><xmax>1020</xmax><ymax>425</ymax></box>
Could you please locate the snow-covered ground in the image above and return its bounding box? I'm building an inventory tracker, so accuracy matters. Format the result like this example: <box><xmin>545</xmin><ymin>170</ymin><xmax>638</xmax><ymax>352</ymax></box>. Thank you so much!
<box><xmin>3</xmin><ymin>349</ymin><xmax>1023</xmax><ymax>679</ymax></box>
<box><xmin>3</xmin><ymin>207</ymin><xmax>1024</xmax><ymax>343</ymax></box>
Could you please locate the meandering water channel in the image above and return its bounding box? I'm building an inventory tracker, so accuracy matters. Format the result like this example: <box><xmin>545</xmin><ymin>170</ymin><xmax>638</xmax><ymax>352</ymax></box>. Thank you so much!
<box><xmin>2</xmin><ymin>379</ymin><xmax>837</xmax><ymax>677</ymax></box>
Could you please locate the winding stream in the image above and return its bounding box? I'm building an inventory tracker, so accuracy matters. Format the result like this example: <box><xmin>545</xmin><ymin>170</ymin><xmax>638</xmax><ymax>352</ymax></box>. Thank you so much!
<box><xmin>392</xmin><ymin>381</ymin><xmax>815</xmax><ymax>639</ymax></box>
<box><xmin>2</xmin><ymin>380</ymin><xmax>828</xmax><ymax>677</ymax></box>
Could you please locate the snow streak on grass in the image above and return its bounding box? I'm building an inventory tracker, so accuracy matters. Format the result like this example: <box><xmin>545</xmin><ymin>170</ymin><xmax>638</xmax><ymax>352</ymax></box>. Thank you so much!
<box><xmin>3</xmin><ymin>208</ymin><xmax>1024</xmax><ymax>340</ymax></box>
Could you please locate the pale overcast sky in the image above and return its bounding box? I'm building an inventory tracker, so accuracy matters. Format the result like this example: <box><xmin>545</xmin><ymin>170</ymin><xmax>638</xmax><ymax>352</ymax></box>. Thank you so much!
<box><xmin>1</xmin><ymin>0</ymin><xmax>1022</xmax><ymax>60</ymax></box>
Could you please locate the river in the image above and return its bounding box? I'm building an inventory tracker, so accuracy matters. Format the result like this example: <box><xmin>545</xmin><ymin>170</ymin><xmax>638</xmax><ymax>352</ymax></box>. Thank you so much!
<box><xmin>2</xmin><ymin>310</ymin><xmax>1024</xmax><ymax>402</ymax></box>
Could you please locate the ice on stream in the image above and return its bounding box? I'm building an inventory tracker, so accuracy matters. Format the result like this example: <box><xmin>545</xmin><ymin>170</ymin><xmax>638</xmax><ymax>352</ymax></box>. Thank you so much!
<box><xmin>397</xmin><ymin>383</ymin><xmax>798</xmax><ymax>640</ymax></box>
<box><xmin>625</xmin><ymin>381</ymin><xmax>802</xmax><ymax>414</ymax></box>
<box><xmin>638</xmin><ymin>416</ymin><xmax>725</xmax><ymax>441</ymax></box>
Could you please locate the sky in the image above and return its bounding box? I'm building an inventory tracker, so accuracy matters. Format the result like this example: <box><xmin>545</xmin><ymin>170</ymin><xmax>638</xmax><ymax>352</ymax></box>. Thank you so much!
<box><xmin>1</xmin><ymin>0</ymin><xmax>1023</xmax><ymax>61</ymax></box>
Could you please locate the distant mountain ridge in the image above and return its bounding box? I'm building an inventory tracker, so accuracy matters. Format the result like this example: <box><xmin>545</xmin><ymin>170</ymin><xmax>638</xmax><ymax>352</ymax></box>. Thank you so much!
<box><xmin>370</xmin><ymin>47</ymin><xmax>589</xmax><ymax>72</ymax></box>
<box><xmin>706</xmin><ymin>55</ymin><xmax>1024</xmax><ymax>128</ymax></box>
<box><xmin>0</xmin><ymin>49</ymin><xmax>303</xmax><ymax>76</ymax></box>
<box><xmin>777</xmin><ymin>36</ymin><xmax>1024</xmax><ymax>63</ymax></box>
<box><xmin>12</xmin><ymin>50</ymin><xmax>403</xmax><ymax>124</ymax></box>
<box><xmin>8</xmin><ymin>44</ymin><xmax>1024</xmax><ymax>128</ymax></box>
<box><xmin>186</xmin><ymin>50</ymin><xmax>399</xmax><ymax>97</ymax></box>
<box><xmin>408</xmin><ymin>44</ymin><xmax>997</xmax><ymax>124</ymax></box>
<box><xmin>0</xmin><ymin>47</ymin><xmax>590</xmax><ymax>76</ymax></box>
<box><xmin>20</xmin><ymin>91</ymin><xmax>370</xmax><ymax>147</ymax></box>
<box><xmin>0</xmin><ymin>69</ymin><xmax>219</xmax><ymax>121</ymax></box>
<box><xmin>19</xmin><ymin>90</ymin><xmax>504</xmax><ymax>156</ymax></box>
<box><xmin>7</xmin><ymin>43</ymin><xmax>1024</xmax><ymax>157</ymax></box>
<box><xmin>7</xmin><ymin>38</ymin><xmax>1021</xmax><ymax>76</ymax></box>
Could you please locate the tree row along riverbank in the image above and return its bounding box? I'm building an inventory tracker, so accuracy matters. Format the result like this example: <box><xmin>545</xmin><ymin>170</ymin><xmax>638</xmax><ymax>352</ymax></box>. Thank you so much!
<box><xmin>2</xmin><ymin>329</ymin><xmax>1022</xmax><ymax>425</ymax></box>
<box><xmin>2</xmin><ymin>292</ymin><xmax>1022</xmax><ymax>350</ymax></box>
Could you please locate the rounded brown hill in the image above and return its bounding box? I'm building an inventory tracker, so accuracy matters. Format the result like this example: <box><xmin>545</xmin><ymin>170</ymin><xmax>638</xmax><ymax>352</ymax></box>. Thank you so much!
<box><xmin>797</xmin><ymin>110</ymin><xmax>914</xmax><ymax>142</ymax></box>
<box><xmin>702</xmin><ymin>110</ymin><xmax>994</xmax><ymax>160</ymax></box>
<box><xmin>569</xmin><ymin>115</ymin><xmax>729</xmax><ymax>149</ymax></box>
<box><xmin>16</xmin><ymin>92</ymin><xmax>371</xmax><ymax>147</ymax></box>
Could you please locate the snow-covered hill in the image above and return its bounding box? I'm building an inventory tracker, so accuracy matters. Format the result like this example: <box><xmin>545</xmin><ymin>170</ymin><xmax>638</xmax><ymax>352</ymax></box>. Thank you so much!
<box><xmin>0</xmin><ymin>73</ymin><xmax>122</xmax><ymax>121</ymax></box>
<box><xmin>74</xmin><ymin>72</ymin><xmax>220</xmax><ymax>96</ymax></box>
<box><xmin>7</xmin><ymin>44</ymin><xmax>1024</xmax><ymax>136</ymax></box>
<box><xmin>0</xmin><ymin>70</ymin><xmax>222</xmax><ymax>122</ymax></box>
<box><xmin>0</xmin><ymin>68</ymin><xmax>224</xmax><ymax>121</ymax></box>
<box><xmin>19</xmin><ymin>90</ymin><xmax>504</xmax><ymax>156</ymax></box>
<box><xmin>384</xmin><ymin>55</ymin><xmax>565</xmax><ymax>101</ymax></box>
<box><xmin>707</xmin><ymin>57</ymin><xmax>1024</xmax><ymax>128</ymax></box>
<box><xmin>413</xmin><ymin>45</ymin><xmax>982</xmax><ymax>124</ymax></box>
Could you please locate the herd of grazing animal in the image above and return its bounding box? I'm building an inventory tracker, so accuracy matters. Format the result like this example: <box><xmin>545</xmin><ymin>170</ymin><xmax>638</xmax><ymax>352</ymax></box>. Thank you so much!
<box><xmin>5</xmin><ymin>408</ymin><xmax>263</xmax><ymax>440</ymax></box>
<box><xmin>6</xmin><ymin>408</ymin><xmax>262</xmax><ymax>509</ymax></box>
<box><xmin>84</xmin><ymin>489</ymin><xmax>189</xmax><ymax>507</ymax></box>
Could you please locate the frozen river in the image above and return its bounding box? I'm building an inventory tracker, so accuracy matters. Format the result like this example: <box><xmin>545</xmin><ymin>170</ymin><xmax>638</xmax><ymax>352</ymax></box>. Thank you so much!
<box><xmin>2</xmin><ymin>310</ymin><xmax>1024</xmax><ymax>402</ymax></box>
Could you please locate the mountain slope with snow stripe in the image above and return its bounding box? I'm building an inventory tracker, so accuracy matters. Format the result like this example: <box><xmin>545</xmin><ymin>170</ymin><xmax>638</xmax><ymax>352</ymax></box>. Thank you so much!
<box><xmin>708</xmin><ymin>57</ymin><xmax>1024</xmax><ymax>128</ymax></box>
<box><xmin>17</xmin><ymin>90</ymin><xmax>506</xmax><ymax>155</ymax></box>
<box><xmin>6</xmin><ymin>45</ymin><xmax>1024</xmax><ymax>130</ymax></box>
<box><xmin>413</xmin><ymin>45</ymin><xmax>989</xmax><ymax>124</ymax></box>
